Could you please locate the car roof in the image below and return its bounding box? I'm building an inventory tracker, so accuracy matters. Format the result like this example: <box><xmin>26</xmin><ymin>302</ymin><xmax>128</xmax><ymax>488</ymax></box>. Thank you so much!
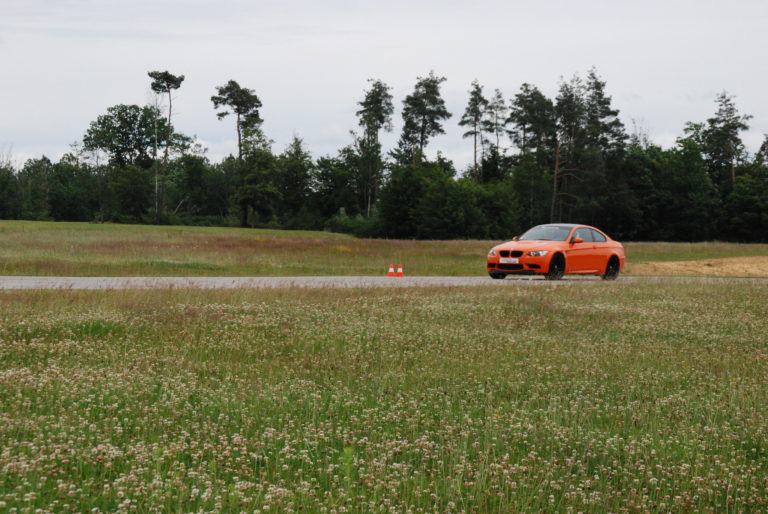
<box><xmin>525</xmin><ymin>223</ymin><xmax>611</xmax><ymax>240</ymax></box>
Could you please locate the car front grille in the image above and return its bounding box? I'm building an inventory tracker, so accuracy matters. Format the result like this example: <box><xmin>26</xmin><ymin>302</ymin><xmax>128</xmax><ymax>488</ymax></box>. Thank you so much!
<box><xmin>499</xmin><ymin>250</ymin><xmax>509</xmax><ymax>257</ymax></box>
<box><xmin>511</xmin><ymin>251</ymin><xmax>523</xmax><ymax>257</ymax></box>
<box><xmin>498</xmin><ymin>264</ymin><xmax>524</xmax><ymax>271</ymax></box>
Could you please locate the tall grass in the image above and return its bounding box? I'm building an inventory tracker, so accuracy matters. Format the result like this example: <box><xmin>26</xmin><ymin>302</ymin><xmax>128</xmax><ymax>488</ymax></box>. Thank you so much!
<box><xmin>1</xmin><ymin>282</ymin><xmax>767</xmax><ymax>511</ymax></box>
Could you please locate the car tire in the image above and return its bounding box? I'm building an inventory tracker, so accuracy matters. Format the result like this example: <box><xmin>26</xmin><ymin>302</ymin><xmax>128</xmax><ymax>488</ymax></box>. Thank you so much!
<box><xmin>545</xmin><ymin>254</ymin><xmax>565</xmax><ymax>280</ymax></box>
<box><xmin>489</xmin><ymin>271</ymin><xmax>506</xmax><ymax>280</ymax></box>
<box><xmin>602</xmin><ymin>256</ymin><xmax>620</xmax><ymax>280</ymax></box>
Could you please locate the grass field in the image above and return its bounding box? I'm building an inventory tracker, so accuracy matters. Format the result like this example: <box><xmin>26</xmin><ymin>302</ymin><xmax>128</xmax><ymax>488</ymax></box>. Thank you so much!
<box><xmin>2</xmin><ymin>220</ymin><xmax>768</xmax><ymax>277</ymax></box>
<box><xmin>2</xmin><ymin>282</ymin><xmax>767</xmax><ymax>511</ymax></box>
<box><xmin>0</xmin><ymin>220</ymin><xmax>478</xmax><ymax>277</ymax></box>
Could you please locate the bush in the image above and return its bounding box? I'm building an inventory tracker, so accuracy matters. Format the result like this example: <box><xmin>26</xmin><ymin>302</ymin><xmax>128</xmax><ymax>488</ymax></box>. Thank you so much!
<box><xmin>324</xmin><ymin>208</ymin><xmax>382</xmax><ymax>237</ymax></box>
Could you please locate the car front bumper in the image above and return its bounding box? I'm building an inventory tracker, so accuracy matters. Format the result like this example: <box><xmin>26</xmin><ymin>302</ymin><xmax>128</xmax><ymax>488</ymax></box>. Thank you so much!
<box><xmin>487</xmin><ymin>254</ymin><xmax>549</xmax><ymax>274</ymax></box>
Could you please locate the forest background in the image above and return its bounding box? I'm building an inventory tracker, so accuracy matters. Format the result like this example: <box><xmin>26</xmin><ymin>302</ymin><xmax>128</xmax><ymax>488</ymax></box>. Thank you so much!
<box><xmin>1</xmin><ymin>68</ymin><xmax>766</xmax><ymax>242</ymax></box>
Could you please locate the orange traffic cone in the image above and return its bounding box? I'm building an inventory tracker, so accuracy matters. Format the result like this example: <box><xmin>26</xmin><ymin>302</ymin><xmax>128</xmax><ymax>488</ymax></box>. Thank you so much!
<box><xmin>387</xmin><ymin>264</ymin><xmax>395</xmax><ymax>277</ymax></box>
<box><xmin>396</xmin><ymin>264</ymin><xmax>405</xmax><ymax>277</ymax></box>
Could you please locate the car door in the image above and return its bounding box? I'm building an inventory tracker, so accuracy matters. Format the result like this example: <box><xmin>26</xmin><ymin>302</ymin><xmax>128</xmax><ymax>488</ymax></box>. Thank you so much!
<box><xmin>589</xmin><ymin>228</ymin><xmax>611</xmax><ymax>272</ymax></box>
<box><xmin>565</xmin><ymin>227</ymin><xmax>594</xmax><ymax>272</ymax></box>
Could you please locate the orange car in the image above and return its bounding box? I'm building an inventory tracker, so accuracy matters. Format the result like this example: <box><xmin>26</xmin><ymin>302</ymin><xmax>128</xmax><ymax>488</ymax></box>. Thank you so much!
<box><xmin>487</xmin><ymin>223</ymin><xmax>625</xmax><ymax>280</ymax></box>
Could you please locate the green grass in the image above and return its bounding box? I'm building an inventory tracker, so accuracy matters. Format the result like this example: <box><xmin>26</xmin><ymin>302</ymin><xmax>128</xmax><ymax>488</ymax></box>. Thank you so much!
<box><xmin>1</xmin><ymin>283</ymin><xmax>767</xmax><ymax>511</ymax></box>
<box><xmin>0</xmin><ymin>220</ymin><xmax>484</xmax><ymax>276</ymax></box>
<box><xmin>1</xmin><ymin>220</ymin><xmax>768</xmax><ymax>277</ymax></box>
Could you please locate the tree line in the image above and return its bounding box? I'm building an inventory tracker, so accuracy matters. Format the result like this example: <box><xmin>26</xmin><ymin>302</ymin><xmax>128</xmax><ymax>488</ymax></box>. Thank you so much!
<box><xmin>1</xmin><ymin>68</ymin><xmax>766</xmax><ymax>241</ymax></box>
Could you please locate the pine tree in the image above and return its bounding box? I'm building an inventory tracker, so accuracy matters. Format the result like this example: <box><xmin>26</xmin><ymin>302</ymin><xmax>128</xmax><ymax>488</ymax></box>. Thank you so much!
<box><xmin>506</xmin><ymin>83</ymin><xmax>558</xmax><ymax>226</ymax></box>
<box><xmin>508</xmin><ymin>83</ymin><xmax>556</xmax><ymax>155</ymax></box>
<box><xmin>756</xmin><ymin>135</ymin><xmax>768</xmax><ymax>166</ymax></box>
<box><xmin>211</xmin><ymin>80</ymin><xmax>263</xmax><ymax>161</ymax></box>
<box><xmin>702</xmin><ymin>91</ymin><xmax>752</xmax><ymax>196</ymax></box>
<box><xmin>482</xmin><ymin>89</ymin><xmax>508</xmax><ymax>152</ymax></box>
<box><xmin>355</xmin><ymin>79</ymin><xmax>393</xmax><ymax>216</ymax></box>
<box><xmin>356</xmin><ymin>79</ymin><xmax>394</xmax><ymax>142</ymax></box>
<box><xmin>276</xmin><ymin>136</ymin><xmax>313</xmax><ymax>221</ymax></box>
<box><xmin>584</xmin><ymin>68</ymin><xmax>626</xmax><ymax>153</ymax></box>
<box><xmin>551</xmin><ymin>75</ymin><xmax>586</xmax><ymax>222</ymax></box>
<box><xmin>398</xmin><ymin>71</ymin><xmax>452</xmax><ymax>163</ymax></box>
<box><xmin>458</xmin><ymin>80</ymin><xmax>488</xmax><ymax>180</ymax></box>
<box><xmin>147</xmin><ymin>70</ymin><xmax>185</xmax><ymax>223</ymax></box>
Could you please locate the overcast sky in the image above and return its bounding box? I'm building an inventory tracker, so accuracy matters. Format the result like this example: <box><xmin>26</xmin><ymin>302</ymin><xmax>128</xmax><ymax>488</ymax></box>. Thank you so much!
<box><xmin>2</xmin><ymin>0</ymin><xmax>766</xmax><ymax>169</ymax></box>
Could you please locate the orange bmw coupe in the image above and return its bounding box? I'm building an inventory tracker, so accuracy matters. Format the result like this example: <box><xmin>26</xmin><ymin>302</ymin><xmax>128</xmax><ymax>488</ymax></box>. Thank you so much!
<box><xmin>487</xmin><ymin>223</ymin><xmax>626</xmax><ymax>280</ymax></box>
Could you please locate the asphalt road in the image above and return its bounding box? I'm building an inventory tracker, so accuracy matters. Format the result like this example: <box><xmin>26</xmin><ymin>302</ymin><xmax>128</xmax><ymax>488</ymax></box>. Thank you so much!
<box><xmin>1</xmin><ymin>275</ymin><xmax>767</xmax><ymax>290</ymax></box>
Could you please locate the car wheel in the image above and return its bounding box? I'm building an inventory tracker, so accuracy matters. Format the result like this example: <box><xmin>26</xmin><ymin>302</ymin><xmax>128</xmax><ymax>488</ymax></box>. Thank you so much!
<box><xmin>545</xmin><ymin>254</ymin><xmax>565</xmax><ymax>280</ymax></box>
<box><xmin>489</xmin><ymin>271</ymin><xmax>505</xmax><ymax>280</ymax></box>
<box><xmin>602</xmin><ymin>256</ymin><xmax>620</xmax><ymax>280</ymax></box>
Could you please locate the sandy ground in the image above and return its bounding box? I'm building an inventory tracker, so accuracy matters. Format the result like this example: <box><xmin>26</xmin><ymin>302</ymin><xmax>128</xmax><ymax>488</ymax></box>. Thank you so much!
<box><xmin>1</xmin><ymin>275</ymin><xmax>767</xmax><ymax>290</ymax></box>
<box><xmin>628</xmin><ymin>256</ymin><xmax>768</xmax><ymax>278</ymax></box>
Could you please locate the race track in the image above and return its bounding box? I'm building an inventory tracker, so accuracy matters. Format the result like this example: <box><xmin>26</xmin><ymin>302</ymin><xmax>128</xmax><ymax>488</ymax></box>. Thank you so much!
<box><xmin>1</xmin><ymin>275</ymin><xmax>767</xmax><ymax>289</ymax></box>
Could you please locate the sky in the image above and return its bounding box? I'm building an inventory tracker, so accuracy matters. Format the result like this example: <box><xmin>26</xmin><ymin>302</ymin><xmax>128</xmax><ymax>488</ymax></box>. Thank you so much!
<box><xmin>1</xmin><ymin>0</ymin><xmax>766</xmax><ymax>169</ymax></box>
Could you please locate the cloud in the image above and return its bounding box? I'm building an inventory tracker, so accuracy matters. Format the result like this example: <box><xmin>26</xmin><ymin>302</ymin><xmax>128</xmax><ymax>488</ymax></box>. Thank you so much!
<box><xmin>1</xmin><ymin>0</ymin><xmax>767</xmax><ymax>169</ymax></box>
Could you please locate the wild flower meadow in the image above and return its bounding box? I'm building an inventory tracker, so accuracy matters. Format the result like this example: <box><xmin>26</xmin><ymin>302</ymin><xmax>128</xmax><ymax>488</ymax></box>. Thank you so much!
<box><xmin>1</xmin><ymin>282</ymin><xmax>767</xmax><ymax>512</ymax></box>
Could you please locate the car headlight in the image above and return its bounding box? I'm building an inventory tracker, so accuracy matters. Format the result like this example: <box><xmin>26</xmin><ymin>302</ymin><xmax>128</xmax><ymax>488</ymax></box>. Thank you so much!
<box><xmin>488</xmin><ymin>249</ymin><xmax>497</xmax><ymax>257</ymax></box>
<box><xmin>528</xmin><ymin>250</ymin><xmax>549</xmax><ymax>256</ymax></box>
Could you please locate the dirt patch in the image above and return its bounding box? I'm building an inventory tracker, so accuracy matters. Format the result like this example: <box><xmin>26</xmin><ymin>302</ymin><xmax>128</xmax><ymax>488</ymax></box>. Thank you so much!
<box><xmin>628</xmin><ymin>256</ymin><xmax>768</xmax><ymax>277</ymax></box>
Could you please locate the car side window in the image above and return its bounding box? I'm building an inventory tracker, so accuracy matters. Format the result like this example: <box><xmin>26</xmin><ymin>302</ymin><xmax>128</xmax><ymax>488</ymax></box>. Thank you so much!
<box><xmin>574</xmin><ymin>228</ymin><xmax>592</xmax><ymax>242</ymax></box>
<box><xmin>590</xmin><ymin>229</ymin><xmax>606</xmax><ymax>242</ymax></box>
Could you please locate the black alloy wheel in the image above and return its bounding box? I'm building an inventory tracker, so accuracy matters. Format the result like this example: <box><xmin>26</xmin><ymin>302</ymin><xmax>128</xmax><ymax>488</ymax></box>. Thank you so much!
<box><xmin>545</xmin><ymin>254</ymin><xmax>565</xmax><ymax>280</ymax></box>
<box><xmin>602</xmin><ymin>257</ymin><xmax>620</xmax><ymax>280</ymax></box>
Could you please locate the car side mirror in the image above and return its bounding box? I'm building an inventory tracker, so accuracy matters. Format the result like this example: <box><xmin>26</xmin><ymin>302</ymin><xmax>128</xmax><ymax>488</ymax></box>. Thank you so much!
<box><xmin>512</xmin><ymin>236</ymin><xmax>519</xmax><ymax>241</ymax></box>
<box><xmin>571</xmin><ymin>237</ymin><xmax>584</xmax><ymax>244</ymax></box>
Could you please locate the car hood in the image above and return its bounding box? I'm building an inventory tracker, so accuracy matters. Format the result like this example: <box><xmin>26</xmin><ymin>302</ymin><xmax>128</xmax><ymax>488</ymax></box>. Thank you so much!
<box><xmin>492</xmin><ymin>240</ymin><xmax>566</xmax><ymax>252</ymax></box>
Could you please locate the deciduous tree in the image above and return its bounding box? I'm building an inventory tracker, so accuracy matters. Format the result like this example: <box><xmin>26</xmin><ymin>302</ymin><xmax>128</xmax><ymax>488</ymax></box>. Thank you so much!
<box><xmin>83</xmin><ymin>105</ymin><xmax>170</xmax><ymax>168</ymax></box>
<box><xmin>0</xmin><ymin>161</ymin><xmax>21</xmax><ymax>219</ymax></box>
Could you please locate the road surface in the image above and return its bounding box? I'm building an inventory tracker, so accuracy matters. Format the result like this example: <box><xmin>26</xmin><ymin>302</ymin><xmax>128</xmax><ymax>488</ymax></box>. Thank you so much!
<box><xmin>1</xmin><ymin>275</ymin><xmax>767</xmax><ymax>290</ymax></box>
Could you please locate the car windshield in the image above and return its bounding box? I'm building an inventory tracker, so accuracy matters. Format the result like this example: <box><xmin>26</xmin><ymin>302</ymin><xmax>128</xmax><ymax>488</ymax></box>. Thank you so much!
<box><xmin>519</xmin><ymin>225</ymin><xmax>572</xmax><ymax>241</ymax></box>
